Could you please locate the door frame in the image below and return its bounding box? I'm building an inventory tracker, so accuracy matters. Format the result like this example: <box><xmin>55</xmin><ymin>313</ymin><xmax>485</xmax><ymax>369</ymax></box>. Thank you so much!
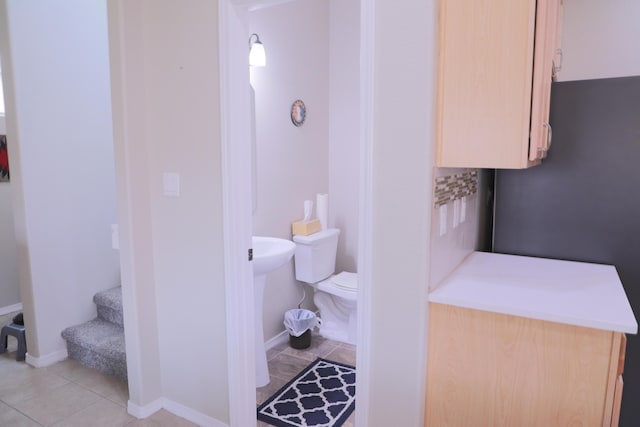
<box><xmin>218</xmin><ymin>0</ymin><xmax>374</xmax><ymax>425</ymax></box>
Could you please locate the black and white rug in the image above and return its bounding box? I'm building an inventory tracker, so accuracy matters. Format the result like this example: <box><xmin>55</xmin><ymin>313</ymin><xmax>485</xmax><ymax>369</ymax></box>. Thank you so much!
<box><xmin>257</xmin><ymin>358</ymin><xmax>356</xmax><ymax>427</ymax></box>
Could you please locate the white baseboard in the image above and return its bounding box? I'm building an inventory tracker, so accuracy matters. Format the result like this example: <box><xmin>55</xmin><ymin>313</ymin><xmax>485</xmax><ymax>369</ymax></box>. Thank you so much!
<box><xmin>265</xmin><ymin>330</ymin><xmax>288</xmax><ymax>351</ymax></box>
<box><xmin>163</xmin><ymin>398</ymin><xmax>228</xmax><ymax>427</ymax></box>
<box><xmin>0</xmin><ymin>303</ymin><xmax>22</xmax><ymax>317</ymax></box>
<box><xmin>128</xmin><ymin>398</ymin><xmax>163</xmax><ymax>419</ymax></box>
<box><xmin>26</xmin><ymin>348</ymin><xmax>68</xmax><ymax>368</ymax></box>
<box><xmin>128</xmin><ymin>397</ymin><xmax>227</xmax><ymax>426</ymax></box>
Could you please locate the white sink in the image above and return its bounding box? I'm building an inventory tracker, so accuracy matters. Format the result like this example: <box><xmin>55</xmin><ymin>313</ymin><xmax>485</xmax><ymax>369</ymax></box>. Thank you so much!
<box><xmin>252</xmin><ymin>236</ymin><xmax>296</xmax><ymax>387</ymax></box>
<box><xmin>252</xmin><ymin>236</ymin><xmax>296</xmax><ymax>276</ymax></box>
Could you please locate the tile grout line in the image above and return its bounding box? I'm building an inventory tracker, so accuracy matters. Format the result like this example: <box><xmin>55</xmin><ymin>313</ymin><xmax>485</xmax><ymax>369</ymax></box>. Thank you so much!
<box><xmin>0</xmin><ymin>308</ymin><xmax>131</xmax><ymax>426</ymax></box>
<box><xmin>67</xmin><ymin>373</ymin><xmax>128</xmax><ymax>408</ymax></box>
<box><xmin>44</xmin><ymin>380</ymin><xmax>105</xmax><ymax>427</ymax></box>
<box><xmin>0</xmin><ymin>367</ymin><xmax>68</xmax><ymax>427</ymax></box>
<box><xmin>1</xmin><ymin>395</ymin><xmax>46</xmax><ymax>427</ymax></box>
<box><xmin>5</xmin><ymin>364</ymin><xmax>110</xmax><ymax>426</ymax></box>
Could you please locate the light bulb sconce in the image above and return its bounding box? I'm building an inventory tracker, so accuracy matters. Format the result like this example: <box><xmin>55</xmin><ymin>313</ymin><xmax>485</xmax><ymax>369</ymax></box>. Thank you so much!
<box><xmin>249</xmin><ymin>33</ymin><xmax>266</xmax><ymax>67</ymax></box>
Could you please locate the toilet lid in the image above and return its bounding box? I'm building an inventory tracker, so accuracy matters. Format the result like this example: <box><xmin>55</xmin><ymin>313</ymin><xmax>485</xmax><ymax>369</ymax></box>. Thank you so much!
<box><xmin>331</xmin><ymin>272</ymin><xmax>357</xmax><ymax>291</ymax></box>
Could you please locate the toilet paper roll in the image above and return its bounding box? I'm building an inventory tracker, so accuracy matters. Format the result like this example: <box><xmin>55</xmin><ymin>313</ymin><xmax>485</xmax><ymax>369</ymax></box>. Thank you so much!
<box><xmin>316</xmin><ymin>193</ymin><xmax>328</xmax><ymax>230</ymax></box>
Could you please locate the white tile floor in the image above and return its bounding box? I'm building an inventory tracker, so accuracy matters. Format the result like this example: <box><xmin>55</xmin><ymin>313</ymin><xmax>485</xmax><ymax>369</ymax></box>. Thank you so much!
<box><xmin>0</xmin><ymin>312</ymin><xmax>196</xmax><ymax>427</ymax></box>
<box><xmin>0</xmin><ymin>312</ymin><xmax>356</xmax><ymax>427</ymax></box>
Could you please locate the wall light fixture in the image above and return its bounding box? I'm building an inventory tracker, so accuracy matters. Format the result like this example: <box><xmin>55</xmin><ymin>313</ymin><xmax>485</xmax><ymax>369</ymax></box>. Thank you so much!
<box><xmin>249</xmin><ymin>33</ymin><xmax>266</xmax><ymax>67</ymax></box>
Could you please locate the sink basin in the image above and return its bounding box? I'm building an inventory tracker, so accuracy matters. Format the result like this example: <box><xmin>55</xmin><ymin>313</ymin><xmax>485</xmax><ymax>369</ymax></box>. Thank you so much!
<box><xmin>252</xmin><ymin>236</ymin><xmax>296</xmax><ymax>387</ymax></box>
<box><xmin>252</xmin><ymin>236</ymin><xmax>296</xmax><ymax>276</ymax></box>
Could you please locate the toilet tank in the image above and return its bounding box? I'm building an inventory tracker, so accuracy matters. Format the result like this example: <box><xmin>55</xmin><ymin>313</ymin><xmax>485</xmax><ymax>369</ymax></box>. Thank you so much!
<box><xmin>293</xmin><ymin>228</ymin><xmax>340</xmax><ymax>283</ymax></box>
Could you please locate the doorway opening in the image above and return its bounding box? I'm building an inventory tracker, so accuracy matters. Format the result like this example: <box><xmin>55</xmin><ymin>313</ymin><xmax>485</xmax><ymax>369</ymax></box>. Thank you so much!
<box><xmin>219</xmin><ymin>0</ymin><xmax>373</xmax><ymax>425</ymax></box>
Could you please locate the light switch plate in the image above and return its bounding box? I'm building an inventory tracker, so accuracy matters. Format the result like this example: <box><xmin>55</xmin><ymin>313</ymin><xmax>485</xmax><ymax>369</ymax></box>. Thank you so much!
<box><xmin>439</xmin><ymin>204</ymin><xmax>447</xmax><ymax>236</ymax></box>
<box><xmin>453</xmin><ymin>199</ymin><xmax>460</xmax><ymax>229</ymax></box>
<box><xmin>460</xmin><ymin>196</ymin><xmax>467</xmax><ymax>223</ymax></box>
<box><xmin>111</xmin><ymin>224</ymin><xmax>119</xmax><ymax>250</ymax></box>
<box><xmin>163</xmin><ymin>172</ymin><xmax>180</xmax><ymax>197</ymax></box>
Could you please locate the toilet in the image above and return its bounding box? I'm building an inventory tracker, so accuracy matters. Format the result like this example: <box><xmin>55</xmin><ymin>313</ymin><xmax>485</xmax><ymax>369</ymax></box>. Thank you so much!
<box><xmin>293</xmin><ymin>228</ymin><xmax>357</xmax><ymax>345</ymax></box>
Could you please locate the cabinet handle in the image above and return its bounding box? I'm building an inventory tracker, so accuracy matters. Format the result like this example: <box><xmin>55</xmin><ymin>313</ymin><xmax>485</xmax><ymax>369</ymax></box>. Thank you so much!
<box><xmin>538</xmin><ymin>122</ymin><xmax>552</xmax><ymax>155</ymax></box>
<box><xmin>554</xmin><ymin>48</ymin><xmax>563</xmax><ymax>73</ymax></box>
<box><xmin>552</xmin><ymin>49</ymin><xmax>563</xmax><ymax>81</ymax></box>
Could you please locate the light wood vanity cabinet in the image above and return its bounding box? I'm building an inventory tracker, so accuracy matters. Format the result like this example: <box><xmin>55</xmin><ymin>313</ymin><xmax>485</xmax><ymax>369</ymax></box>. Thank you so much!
<box><xmin>425</xmin><ymin>303</ymin><xmax>627</xmax><ymax>427</ymax></box>
<box><xmin>436</xmin><ymin>0</ymin><xmax>563</xmax><ymax>169</ymax></box>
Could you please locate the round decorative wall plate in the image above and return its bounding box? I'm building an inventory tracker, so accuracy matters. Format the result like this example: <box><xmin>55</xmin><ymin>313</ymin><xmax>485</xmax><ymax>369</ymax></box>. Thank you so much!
<box><xmin>291</xmin><ymin>99</ymin><xmax>306</xmax><ymax>127</ymax></box>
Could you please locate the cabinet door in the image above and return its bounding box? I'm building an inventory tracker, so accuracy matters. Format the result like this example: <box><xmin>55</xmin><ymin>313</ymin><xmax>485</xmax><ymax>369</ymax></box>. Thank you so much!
<box><xmin>425</xmin><ymin>304</ymin><xmax>618</xmax><ymax>426</ymax></box>
<box><xmin>436</xmin><ymin>0</ymin><xmax>537</xmax><ymax>168</ymax></box>
<box><xmin>529</xmin><ymin>0</ymin><xmax>563</xmax><ymax>160</ymax></box>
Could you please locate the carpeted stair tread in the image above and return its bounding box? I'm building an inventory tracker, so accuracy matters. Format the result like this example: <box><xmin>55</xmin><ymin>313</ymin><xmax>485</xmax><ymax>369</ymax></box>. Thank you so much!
<box><xmin>61</xmin><ymin>319</ymin><xmax>125</xmax><ymax>361</ymax></box>
<box><xmin>61</xmin><ymin>287</ymin><xmax>127</xmax><ymax>381</ymax></box>
<box><xmin>93</xmin><ymin>287</ymin><xmax>124</xmax><ymax>326</ymax></box>
<box><xmin>93</xmin><ymin>286</ymin><xmax>123</xmax><ymax>311</ymax></box>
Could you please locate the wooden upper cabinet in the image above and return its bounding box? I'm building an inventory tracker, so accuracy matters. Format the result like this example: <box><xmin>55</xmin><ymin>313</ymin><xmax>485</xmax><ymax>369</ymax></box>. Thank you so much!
<box><xmin>530</xmin><ymin>0</ymin><xmax>563</xmax><ymax>161</ymax></box>
<box><xmin>436</xmin><ymin>0</ymin><xmax>563</xmax><ymax>169</ymax></box>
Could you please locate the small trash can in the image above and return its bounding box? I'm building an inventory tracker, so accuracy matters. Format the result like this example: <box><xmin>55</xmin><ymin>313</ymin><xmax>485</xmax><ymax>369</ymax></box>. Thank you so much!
<box><xmin>290</xmin><ymin>329</ymin><xmax>312</xmax><ymax>349</ymax></box>
<box><xmin>284</xmin><ymin>308</ymin><xmax>318</xmax><ymax>350</ymax></box>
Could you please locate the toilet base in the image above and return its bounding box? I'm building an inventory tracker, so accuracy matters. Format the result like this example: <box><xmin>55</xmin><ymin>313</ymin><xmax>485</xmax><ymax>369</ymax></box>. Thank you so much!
<box><xmin>313</xmin><ymin>289</ymin><xmax>357</xmax><ymax>345</ymax></box>
<box><xmin>318</xmin><ymin>322</ymin><xmax>355</xmax><ymax>345</ymax></box>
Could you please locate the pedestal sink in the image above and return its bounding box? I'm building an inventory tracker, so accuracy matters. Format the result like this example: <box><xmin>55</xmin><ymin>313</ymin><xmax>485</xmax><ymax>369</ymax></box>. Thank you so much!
<box><xmin>252</xmin><ymin>236</ymin><xmax>296</xmax><ymax>387</ymax></box>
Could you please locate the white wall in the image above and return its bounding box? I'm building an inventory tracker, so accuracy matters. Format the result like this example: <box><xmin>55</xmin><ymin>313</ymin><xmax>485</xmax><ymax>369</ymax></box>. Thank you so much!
<box><xmin>0</xmin><ymin>0</ymin><xmax>120</xmax><ymax>361</ymax></box>
<box><xmin>0</xmin><ymin>115</ymin><xmax>20</xmax><ymax>310</ymax></box>
<box><xmin>329</xmin><ymin>0</ymin><xmax>360</xmax><ymax>274</ymax></box>
<box><xmin>106</xmin><ymin>0</ymin><xmax>163</xmax><ymax>412</ymax></box>
<box><xmin>109</xmin><ymin>0</ymin><xmax>230</xmax><ymax>423</ymax></box>
<box><xmin>559</xmin><ymin>0</ymin><xmax>640</xmax><ymax>81</ymax></box>
<box><xmin>361</xmin><ymin>0</ymin><xmax>436</xmax><ymax>424</ymax></box>
<box><xmin>250</xmin><ymin>0</ymin><xmax>330</xmax><ymax>341</ymax></box>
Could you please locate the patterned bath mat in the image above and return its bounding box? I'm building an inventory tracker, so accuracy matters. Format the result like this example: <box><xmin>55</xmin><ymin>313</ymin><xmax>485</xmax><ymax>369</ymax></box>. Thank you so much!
<box><xmin>257</xmin><ymin>358</ymin><xmax>356</xmax><ymax>427</ymax></box>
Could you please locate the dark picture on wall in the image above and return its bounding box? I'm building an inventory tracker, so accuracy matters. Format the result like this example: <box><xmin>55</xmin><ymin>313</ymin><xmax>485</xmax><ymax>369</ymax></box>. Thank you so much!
<box><xmin>0</xmin><ymin>135</ymin><xmax>9</xmax><ymax>182</ymax></box>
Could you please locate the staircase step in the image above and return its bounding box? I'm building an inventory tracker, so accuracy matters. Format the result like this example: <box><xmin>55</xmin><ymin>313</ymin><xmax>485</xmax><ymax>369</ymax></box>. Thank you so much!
<box><xmin>61</xmin><ymin>319</ymin><xmax>127</xmax><ymax>381</ymax></box>
<box><xmin>93</xmin><ymin>287</ymin><xmax>123</xmax><ymax>326</ymax></box>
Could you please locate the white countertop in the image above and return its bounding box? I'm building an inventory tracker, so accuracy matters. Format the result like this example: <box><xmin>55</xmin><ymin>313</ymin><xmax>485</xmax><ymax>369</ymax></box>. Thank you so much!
<box><xmin>429</xmin><ymin>252</ymin><xmax>638</xmax><ymax>334</ymax></box>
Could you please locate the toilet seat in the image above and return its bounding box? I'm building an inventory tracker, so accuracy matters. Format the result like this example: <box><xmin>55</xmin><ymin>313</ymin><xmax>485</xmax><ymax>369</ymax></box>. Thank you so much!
<box><xmin>332</xmin><ymin>272</ymin><xmax>357</xmax><ymax>291</ymax></box>
<box><xmin>315</xmin><ymin>272</ymin><xmax>358</xmax><ymax>301</ymax></box>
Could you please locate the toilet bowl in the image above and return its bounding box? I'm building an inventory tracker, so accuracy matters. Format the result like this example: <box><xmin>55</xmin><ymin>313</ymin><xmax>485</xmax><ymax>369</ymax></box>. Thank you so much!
<box><xmin>311</xmin><ymin>272</ymin><xmax>357</xmax><ymax>344</ymax></box>
<box><xmin>293</xmin><ymin>229</ymin><xmax>358</xmax><ymax>345</ymax></box>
